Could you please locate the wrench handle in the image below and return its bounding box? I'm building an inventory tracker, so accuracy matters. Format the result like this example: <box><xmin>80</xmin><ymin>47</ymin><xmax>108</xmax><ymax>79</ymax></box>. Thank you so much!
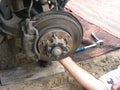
<box><xmin>91</xmin><ymin>32</ymin><xmax>99</xmax><ymax>41</ymax></box>
<box><xmin>75</xmin><ymin>47</ymin><xmax>86</xmax><ymax>53</ymax></box>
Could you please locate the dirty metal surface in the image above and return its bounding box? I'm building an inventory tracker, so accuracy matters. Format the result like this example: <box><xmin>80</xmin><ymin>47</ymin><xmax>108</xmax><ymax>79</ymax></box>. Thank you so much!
<box><xmin>0</xmin><ymin>61</ymin><xmax>65</xmax><ymax>85</ymax></box>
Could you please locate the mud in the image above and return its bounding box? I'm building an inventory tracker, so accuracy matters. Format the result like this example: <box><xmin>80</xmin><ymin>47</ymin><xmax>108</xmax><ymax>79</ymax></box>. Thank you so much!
<box><xmin>0</xmin><ymin>49</ymin><xmax>120</xmax><ymax>90</ymax></box>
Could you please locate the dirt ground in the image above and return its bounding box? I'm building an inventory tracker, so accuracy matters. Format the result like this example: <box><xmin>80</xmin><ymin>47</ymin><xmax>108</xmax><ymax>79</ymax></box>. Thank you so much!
<box><xmin>0</xmin><ymin>49</ymin><xmax>120</xmax><ymax>90</ymax></box>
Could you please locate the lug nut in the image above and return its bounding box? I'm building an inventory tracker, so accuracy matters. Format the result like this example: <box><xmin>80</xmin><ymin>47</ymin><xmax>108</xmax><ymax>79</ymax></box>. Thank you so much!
<box><xmin>64</xmin><ymin>37</ymin><xmax>69</xmax><ymax>44</ymax></box>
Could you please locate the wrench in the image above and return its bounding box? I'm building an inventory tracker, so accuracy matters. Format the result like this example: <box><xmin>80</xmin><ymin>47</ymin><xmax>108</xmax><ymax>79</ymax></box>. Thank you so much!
<box><xmin>91</xmin><ymin>32</ymin><xmax>104</xmax><ymax>46</ymax></box>
<box><xmin>75</xmin><ymin>32</ymin><xmax>104</xmax><ymax>53</ymax></box>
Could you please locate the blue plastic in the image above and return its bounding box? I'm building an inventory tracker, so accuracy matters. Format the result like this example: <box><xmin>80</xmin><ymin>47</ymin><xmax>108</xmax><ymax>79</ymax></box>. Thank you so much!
<box><xmin>74</xmin><ymin>47</ymin><xmax>86</xmax><ymax>53</ymax></box>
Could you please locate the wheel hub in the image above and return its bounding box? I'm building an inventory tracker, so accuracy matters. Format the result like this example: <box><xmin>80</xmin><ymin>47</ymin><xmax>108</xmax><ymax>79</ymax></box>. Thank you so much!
<box><xmin>32</xmin><ymin>11</ymin><xmax>83</xmax><ymax>61</ymax></box>
<box><xmin>52</xmin><ymin>47</ymin><xmax>62</xmax><ymax>56</ymax></box>
<box><xmin>37</xmin><ymin>29</ymin><xmax>73</xmax><ymax>60</ymax></box>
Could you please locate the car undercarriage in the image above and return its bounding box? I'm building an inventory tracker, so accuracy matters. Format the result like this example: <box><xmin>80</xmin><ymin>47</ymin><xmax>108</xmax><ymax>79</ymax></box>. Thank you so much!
<box><xmin>0</xmin><ymin>0</ymin><xmax>83</xmax><ymax>69</ymax></box>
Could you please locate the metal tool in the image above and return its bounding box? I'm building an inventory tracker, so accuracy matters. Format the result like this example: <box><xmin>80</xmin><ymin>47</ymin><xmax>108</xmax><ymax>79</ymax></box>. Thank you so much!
<box><xmin>107</xmin><ymin>78</ymin><xmax>114</xmax><ymax>84</ymax></box>
<box><xmin>91</xmin><ymin>32</ymin><xmax>104</xmax><ymax>46</ymax></box>
<box><xmin>75</xmin><ymin>32</ymin><xmax>104</xmax><ymax>53</ymax></box>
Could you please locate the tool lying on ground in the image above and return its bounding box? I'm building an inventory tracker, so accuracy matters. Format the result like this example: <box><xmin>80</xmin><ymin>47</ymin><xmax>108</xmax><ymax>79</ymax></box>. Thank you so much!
<box><xmin>75</xmin><ymin>32</ymin><xmax>104</xmax><ymax>53</ymax></box>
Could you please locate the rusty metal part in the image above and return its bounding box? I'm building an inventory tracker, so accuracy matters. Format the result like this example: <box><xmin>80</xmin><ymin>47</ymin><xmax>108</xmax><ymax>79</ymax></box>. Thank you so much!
<box><xmin>22</xmin><ymin>11</ymin><xmax>83</xmax><ymax>61</ymax></box>
<box><xmin>34</xmin><ymin>11</ymin><xmax>83</xmax><ymax>61</ymax></box>
<box><xmin>38</xmin><ymin>29</ymin><xmax>73</xmax><ymax>59</ymax></box>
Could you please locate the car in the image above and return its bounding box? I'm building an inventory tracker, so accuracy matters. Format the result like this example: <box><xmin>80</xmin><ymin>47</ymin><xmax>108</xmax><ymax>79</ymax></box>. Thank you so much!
<box><xmin>0</xmin><ymin>0</ymin><xmax>83</xmax><ymax>69</ymax></box>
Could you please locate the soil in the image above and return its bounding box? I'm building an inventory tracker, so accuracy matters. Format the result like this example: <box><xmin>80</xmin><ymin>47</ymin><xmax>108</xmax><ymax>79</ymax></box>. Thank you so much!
<box><xmin>0</xmin><ymin>49</ymin><xmax>120</xmax><ymax>90</ymax></box>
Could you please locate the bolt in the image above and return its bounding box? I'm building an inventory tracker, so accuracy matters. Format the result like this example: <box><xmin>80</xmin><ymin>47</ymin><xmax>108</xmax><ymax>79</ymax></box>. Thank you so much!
<box><xmin>51</xmin><ymin>37</ymin><xmax>54</xmax><ymax>42</ymax></box>
<box><xmin>47</xmin><ymin>46</ymin><xmax>52</xmax><ymax>51</ymax></box>
<box><xmin>42</xmin><ymin>40</ymin><xmax>47</xmax><ymax>46</ymax></box>
<box><xmin>53</xmin><ymin>33</ymin><xmax>58</xmax><ymax>39</ymax></box>
<box><xmin>64</xmin><ymin>37</ymin><xmax>69</xmax><ymax>44</ymax></box>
